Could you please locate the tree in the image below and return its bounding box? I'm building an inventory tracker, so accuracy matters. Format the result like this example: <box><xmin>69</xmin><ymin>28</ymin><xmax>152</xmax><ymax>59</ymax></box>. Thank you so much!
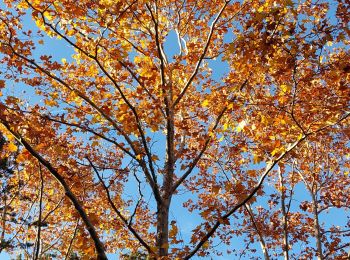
<box><xmin>233</xmin><ymin>136</ymin><xmax>350</xmax><ymax>259</ymax></box>
<box><xmin>0</xmin><ymin>0</ymin><xmax>349</xmax><ymax>258</ymax></box>
<box><xmin>0</xmin><ymin>133</ymin><xmax>21</xmax><ymax>255</ymax></box>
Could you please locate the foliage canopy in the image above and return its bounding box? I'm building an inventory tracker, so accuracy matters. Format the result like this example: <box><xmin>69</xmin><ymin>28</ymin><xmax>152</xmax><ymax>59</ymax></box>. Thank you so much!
<box><xmin>0</xmin><ymin>0</ymin><xmax>349</xmax><ymax>259</ymax></box>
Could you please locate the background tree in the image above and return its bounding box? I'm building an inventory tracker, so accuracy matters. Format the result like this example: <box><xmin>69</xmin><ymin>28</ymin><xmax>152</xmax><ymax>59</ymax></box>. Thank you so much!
<box><xmin>0</xmin><ymin>132</ymin><xmax>17</xmax><ymax>254</ymax></box>
<box><xmin>0</xmin><ymin>0</ymin><xmax>349</xmax><ymax>259</ymax></box>
<box><xmin>233</xmin><ymin>136</ymin><xmax>350</xmax><ymax>259</ymax></box>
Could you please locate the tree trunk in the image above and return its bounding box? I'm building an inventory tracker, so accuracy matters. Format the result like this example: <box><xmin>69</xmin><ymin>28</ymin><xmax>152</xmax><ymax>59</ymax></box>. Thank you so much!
<box><xmin>311</xmin><ymin>193</ymin><xmax>324</xmax><ymax>260</ymax></box>
<box><xmin>278</xmin><ymin>167</ymin><xmax>289</xmax><ymax>260</ymax></box>
<box><xmin>156</xmin><ymin>80</ymin><xmax>175</xmax><ymax>256</ymax></box>
<box><xmin>156</xmin><ymin>198</ymin><xmax>171</xmax><ymax>256</ymax></box>
<box><xmin>34</xmin><ymin>165</ymin><xmax>44</xmax><ymax>260</ymax></box>
<box><xmin>0</xmin><ymin>197</ymin><xmax>7</xmax><ymax>253</ymax></box>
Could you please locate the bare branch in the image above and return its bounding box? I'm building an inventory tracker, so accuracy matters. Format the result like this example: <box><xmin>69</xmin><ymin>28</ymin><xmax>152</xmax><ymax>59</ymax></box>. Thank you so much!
<box><xmin>86</xmin><ymin>157</ymin><xmax>154</xmax><ymax>256</ymax></box>
<box><xmin>64</xmin><ymin>220</ymin><xmax>79</xmax><ymax>260</ymax></box>
<box><xmin>173</xmin><ymin>0</ymin><xmax>230</xmax><ymax>107</ymax></box>
<box><xmin>129</xmin><ymin>171</ymin><xmax>144</xmax><ymax>226</ymax></box>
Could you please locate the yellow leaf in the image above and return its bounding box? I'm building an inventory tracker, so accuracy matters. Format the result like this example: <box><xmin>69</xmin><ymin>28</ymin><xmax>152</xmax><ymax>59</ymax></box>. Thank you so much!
<box><xmin>280</xmin><ymin>119</ymin><xmax>286</xmax><ymax>124</ymax></box>
<box><xmin>134</xmin><ymin>56</ymin><xmax>142</xmax><ymax>64</ymax></box>
<box><xmin>298</xmin><ymin>133</ymin><xmax>303</xmax><ymax>140</ymax></box>
<box><xmin>202</xmin><ymin>99</ymin><xmax>209</xmax><ymax>107</ymax></box>
<box><xmin>280</xmin><ymin>84</ymin><xmax>291</xmax><ymax>92</ymax></box>
<box><xmin>91</xmin><ymin>114</ymin><xmax>102</xmax><ymax>123</ymax></box>
<box><xmin>271</xmin><ymin>145</ymin><xmax>285</xmax><ymax>156</ymax></box>
<box><xmin>223</xmin><ymin>123</ymin><xmax>229</xmax><ymax>131</ymax></box>
<box><xmin>68</xmin><ymin>91</ymin><xmax>82</xmax><ymax>106</ymax></box>
<box><xmin>261</xmin><ymin>115</ymin><xmax>268</xmax><ymax>125</ymax></box>
<box><xmin>17</xmin><ymin>1</ymin><xmax>29</xmax><ymax>9</ymax></box>
<box><xmin>271</xmin><ymin>147</ymin><xmax>280</xmax><ymax>156</ymax></box>
<box><xmin>43</xmin><ymin>11</ymin><xmax>53</xmax><ymax>21</ymax></box>
<box><xmin>35</xmin><ymin>19</ymin><xmax>46</xmax><ymax>31</ymax></box>
<box><xmin>7</xmin><ymin>143</ymin><xmax>17</xmax><ymax>152</ymax></box>
<box><xmin>140</xmin><ymin>70</ymin><xmax>153</xmax><ymax>78</ymax></box>
<box><xmin>257</xmin><ymin>6</ymin><xmax>264</xmax><ymax>13</ymax></box>
<box><xmin>50</xmin><ymin>92</ymin><xmax>59</xmax><ymax>99</ymax></box>
<box><xmin>44</xmin><ymin>99</ymin><xmax>58</xmax><ymax>106</ymax></box>
<box><xmin>136</xmin><ymin>154</ymin><xmax>142</xmax><ymax>160</ymax></box>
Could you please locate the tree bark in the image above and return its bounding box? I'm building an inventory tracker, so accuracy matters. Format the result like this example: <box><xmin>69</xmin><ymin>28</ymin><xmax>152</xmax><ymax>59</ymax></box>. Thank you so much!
<box><xmin>278</xmin><ymin>167</ymin><xmax>289</xmax><ymax>260</ymax></box>
<box><xmin>0</xmin><ymin>197</ymin><xmax>7</xmax><ymax>254</ymax></box>
<box><xmin>311</xmin><ymin>193</ymin><xmax>324</xmax><ymax>260</ymax></box>
<box><xmin>156</xmin><ymin>198</ymin><xmax>171</xmax><ymax>256</ymax></box>
<box><xmin>155</xmin><ymin>61</ymin><xmax>175</xmax><ymax>256</ymax></box>
<box><xmin>156</xmin><ymin>109</ymin><xmax>174</xmax><ymax>256</ymax></box>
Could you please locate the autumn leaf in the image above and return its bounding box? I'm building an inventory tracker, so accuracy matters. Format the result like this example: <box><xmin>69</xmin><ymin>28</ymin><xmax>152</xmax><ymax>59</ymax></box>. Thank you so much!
<box><xmin>202</xmin><ymin>99</ymin><xmax>209</xmax><ymax>107</ymax></box>
<box><xmin>7</xmin><ymin>143</ymin><xmax>17</xmax><ymax>152</ymax></box>
<box><xmin>280</xmin><ymin>84</ymin><xmax>291</xmax><ymax>93</ymax></box>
